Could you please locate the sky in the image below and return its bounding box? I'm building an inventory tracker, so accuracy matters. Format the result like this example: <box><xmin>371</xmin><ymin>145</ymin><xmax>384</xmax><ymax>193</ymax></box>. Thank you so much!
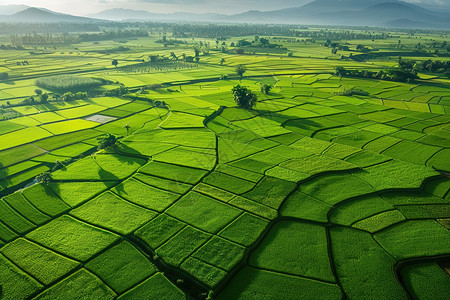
<box><xmin>1</xmin><ymin>0</ymin><xmax>449</xmax><ymax>15</ymax></box>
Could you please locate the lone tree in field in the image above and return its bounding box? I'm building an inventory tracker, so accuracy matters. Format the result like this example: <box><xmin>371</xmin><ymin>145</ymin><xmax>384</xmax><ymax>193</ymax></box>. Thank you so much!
<box><xmin>235</xmin><ymin>64</ymin><xmax>246</xmax><ymax>78</ymax></box>
<box><xmin>35</xmin><ymin>172</ymin><xmax>52</xmax><ymax>186</ymax></box>
<box><xmin>232</xmin><ymin>85</ymin><xmax>257</xmax><ymax>110</ymax></box>
<box><xmin>34</xmin><ymin>89</ymin><xmax>42</xmax><ymax>95</ymax></box>
<box><xmin>112</xmin><ymin>59</ymin><xmax>119</xmax><ymax>68</ymax></box>
<box><xmin>260</xmin><ymin>83</ymin><xmax>273</xmax><ymax>95</ymax></box>
<box><xmin>98</xmin><ymin>133</ymin><xmax>118</xmax><ymax>150</ymax></box>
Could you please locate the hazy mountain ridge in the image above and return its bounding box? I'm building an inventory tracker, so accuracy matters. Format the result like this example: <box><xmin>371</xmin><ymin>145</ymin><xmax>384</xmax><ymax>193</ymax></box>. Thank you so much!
<box><xmin>0</xmin><ymin>7</ymin><xmax>103</xmax><ymax>23</ymax></box>
<box><xmin>0</xmin><ymin>0</ymin><xmax>449</xmax><ymax>28</ymax></box>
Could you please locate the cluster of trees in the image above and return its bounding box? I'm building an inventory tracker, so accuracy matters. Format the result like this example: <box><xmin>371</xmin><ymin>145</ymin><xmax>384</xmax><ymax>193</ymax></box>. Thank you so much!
<box><xmin>9</xmin><ymin>29</ymin><xmax>148</xmax><ymax>46</ymax></box>
<box><xmin>97</xmin><ymin>134</ymin><xmax>118</xmax><ymax>151</ymax></box>
<box><xmin>20</xmin><ymin>89</ymin><xmax>49</xmax><ymax>105</ymax></box>
<box><xmin>399</xmin><ymin>59</ymin><xmax>450</xmax><ymax>75</ymax></box>
<box><xmin>104</xmin><ymin>86</ymin><xmax>129</xmax><ymax>97</ymax></box>
<box><xmin>0</xmin><ymin>44</ymin><xmax>25</xmax><ymax>50</ymax></box>
<box><xmin>0</xmin><ymin>23</ymin><xmax>99</xmax><ymax>35</ymax></box>
<box><xmin>171</xmin><ymin>24</ymin><xmax>302</xmax><ymax>39</ymax></box>
<box><xmin>336</xmin><ymin>88</ymin><xmax>370</xmax><ymax>97</ymax></box>
<box><xmin>36</xmin><ymin>75</ymin><xmax>102</xmax><ymax>92</ymax></box>
<box><xmin>155</xmin><ymin>35</ymin><xmax>187</xmax><ymax>47</ymax></box>
<box><xmin>260</xmin><ymin>83</ymin><xmax>273</xmax><ymax>95</ymax></box>
<box><xmin>232</xmin><ymin>85</ymin><xmax>257</xmax><ymax>109</ymax></box>
<box><xmin>335</xmin><ymin>66</ymin><xmax>418</xmax><ymax>83</ymax></box>
<box><xmin>295</xmin><ymin>29</ymin><xmax>391</xmax><ymax>41</ymax></box>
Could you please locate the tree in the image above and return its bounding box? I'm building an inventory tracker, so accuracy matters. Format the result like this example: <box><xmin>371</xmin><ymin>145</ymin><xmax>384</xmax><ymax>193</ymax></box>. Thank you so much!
<box><xmin>260</xmin><ymin>83</ymin><xmax>273</xmax><ymax>95</ymax></box>
<box><xmin>220</xmin><ymin>58</ymin><xmax>225</xmax><ymax>66</ymax></box>
<box><xmin>35</xmin><ymin>172</ymin><xmax>52</xmax><ymax>186</ymax></box>
<box><xmin>39</xmin><ymin>93</ymin><xmax>49</xmax><ymax>103</ymax></box>
<box><xmin>34</xmin><ymin>89</ymin><xmax>42</xmax><ymax>95</ymax></box>
<box><xmin>232</xmin><ymin>85</ymin><xmax>257</xmax><ymax>109</ymax></box>
<box><xmin>97</xmin><ymin>133</ymin><xmax>118</xmax><ymax>150</ymax></box>
<box><xmin>235</xmin><ymin>65</ymin><xmax>246</xmax><ymax>78</ymax></box>
<box><xmin>112</xmin><ymin>59</ymin><xmax>118</xmax><ymax>68</ymax></box>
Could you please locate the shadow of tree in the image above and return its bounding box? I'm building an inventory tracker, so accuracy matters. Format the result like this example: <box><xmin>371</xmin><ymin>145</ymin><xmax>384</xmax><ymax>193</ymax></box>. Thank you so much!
<box><xmin>116</xmin><ymin>142</ymin><xmax>145</xmax><ymax>157</ymax></box>
<box><xmin>97</xmin><ymin>166</ymin><xmax>125</xmax><ymax>195</ymax></box>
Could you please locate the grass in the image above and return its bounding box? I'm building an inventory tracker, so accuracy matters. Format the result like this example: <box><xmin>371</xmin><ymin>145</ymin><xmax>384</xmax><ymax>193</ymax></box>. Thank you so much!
<box><xmin>181</xmin><ymin>257</ymin><xmax>227</xmax><ymax>288</ymax></box>
<box><xmin>203</xmin><ymin>171</ymin><xmax>255</xmax><ymax>194</ymax></box>
<box><xmin>156</xmin><ymin>225</ymin><xmax>210</xmax><ymax>267</ymax></box>
<box><xmin>86</xmin><ymin>241</ymin><xmax>156</xmax><ymax>294</ymax></box>
<box><xmin>41</xmin><ymin>119</ymin><xmax>98</xmax><ymax>135</ymax></box>
<box><xmin>0</xmin><ymin>144</ymin><xmax>46</xmax><ymax>168</ymax></box>
<box><xmin>219</xmin><ymin>213</ymin><xmax>270</xmax><ymax>246</ymax></box>
<box><xmin>139</xmin><ymin>161</ymin><xmax>207</xmax><ymax>184</ymax></box>
<box><xmin>133</xmin><ymin>173</ymin><xmax>192</xmax><ymax>194</ymax></box>
<box><xmin>71</xmin><ymin>192</ymin><xmax>157</xmax><ymax>235</ymax></box>
<box><xmin>34</xmin><ymin>129</ymin><xmax>103</xmax><ymax>151</ymax></box>
<box><xmin>117</xmin><ymin>273</ymin><xmax>185</xmax><ymax>300</ymax></box>
<box><xmin>0</xmin><ymin>120</ymin><xmax>25</xmax><ymax>135</ymax></box>
<box><xmin>374</xmin><ymin>220</ymin><xmax>450</xmax><ymax>260</ymax></box>
<box><xmin>3</xmin><ymin>192</ymin><xmax>50</xmax><ymax>225</ymax></box>
<box><xmin>352</xmin><ymin>210</ymin><xmax>406</xmax><ymax>233</ymax></box>
<box><xmin>331</xmin><ymin>227</ymin><xmax>407</xmax><ymax>300</ymax></box>
<box><xmin>49</xmin><ymin>181</ymin><xmax>116</xmax><ymax>207</ymax></box>
<box><xmin>52</xmin><ymin>154</ymin><xmax>146</xmax><ymax>181</ymax></box>
<box><xmin>243</xmin><ymin>177</ymin><xmax>296</xmax><ymax>209</ymax></box>
<box><xmin>0</xmin><ymin>199</ymin><xmax>35</xmax><ymax>234</ymax></box>
<box><xmin>1</xmin><ymin>30</ymin><xmax>450</xmax><ymax>299</ymax></box>
<box><xmin>113</xmin><ymin>178</ymin><xmax>180</xmax><ymax>212</ymax></box>
<box><xmin>26</xmin><ymin>215</ymin><xmax>120</xmax><ymax>262</ymax></box>
<box><xmin>33</xmin><ymin>269</ymin><xmax>116</xmax><ymax>299</ymax></box>
<box><xmin>193</xmin><ymin>183</ymin><xmax>235</xmax><ymax>202</ymax></box>
<box><xmin>152</xmin><ymin>146</ymin><xmax>216</xmax><ymax>170</ymax></box>
<box><xmin>193</xmin><ymin>236</ymin><xmax>246</xmax><ymax>271</ymax></box>
<box><xmin>401</xmin><ymin>263</ymin><xmax>450</xmax><ymax>300</ymax></box>
<box><xmin>55</xmin><ymin>104</ymin><xmax>106</xmax><ymax>119</ymax></box>
<box><xmin>218</xmin><ymin>267</ymin><xmax>342</xmax><ymax>300</ymax></box>
<box><xmin>1</xmin><ymin>238</ymin><xmax>79</xmax><ymax>285</ymax></box>
<box><xmin>250</xmin><ymin>221</ymin><xmax>335</xmax><ymax>282</ymax></box>
<box><xmin>36</xmin><ymin>75</ymin><xmax>102</xmax><ymax>92</ymax></box>
<box><xmin>135</xmin><ymin>214</ymin><xmax>186</xmax><ymax>249</ymax></box>
<box><xmin>167</xmin><ymin>191</ymin><xmax>242</xmax><ymax>234</ymax></box>
<box><xmin>0</xmin><ymin>254</ymin><xmax>42</xmax><ymax>300</ymax></box>
<box><xmin>21</xmin><ymin>184</ymin><xmax>70</xmax><ymax>217</ymax></box>
<box><xmin>0</xmin><ymin>126</ymin><xmax>53</xmax><ymax>151</ymax></box>
<box><xmin>280</xmin><ymin>191</ymin><xmax>332</xmax><ymax>223</ymax></box>
<box><xmin>330</xmin><ymin>195</ymin><xmax>394</xmax><ymax>226</ymax></box>
<box><xmin>300</xmin><ymin>173</ymin><xmax>374</xmax><ymax>206</ymax></box>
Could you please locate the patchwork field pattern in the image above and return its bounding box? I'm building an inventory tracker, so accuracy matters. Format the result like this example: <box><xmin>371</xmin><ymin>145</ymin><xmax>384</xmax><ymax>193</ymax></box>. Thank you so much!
<box><xmin>0</xmin><ymin>31</ymin><xmax>449</xmax><ymax>299</ymax></box>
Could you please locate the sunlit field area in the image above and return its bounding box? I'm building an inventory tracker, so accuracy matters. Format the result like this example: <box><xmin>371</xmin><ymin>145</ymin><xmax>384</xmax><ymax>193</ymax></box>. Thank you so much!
<box><xmin>0</xmin><ymin>19</ymin><xmax>449</xmax><ymax>299</ymax></box>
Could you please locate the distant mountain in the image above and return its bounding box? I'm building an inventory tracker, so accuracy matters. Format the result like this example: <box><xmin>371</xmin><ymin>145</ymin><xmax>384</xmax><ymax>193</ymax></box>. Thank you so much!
<box><xmin>226</xmin><ymin>0</ymin><xmax>450</xmax><ymax>28</ymax></box>
<box><xmin>88</xmin><ymin>8</ymin><xmax>156</xmax><ymax>21</ymax></box>
<box><xmin>299</xmin><ymin>0</ymin><xmax>400</xmax><ymax>13</ymax></box>
<box><xmin>0</xmin><ymin>0</ymin><xmax>449</xmax><ymax>29</ymax></box>
<box><xmin>0</xmin><ymin>4</ymin><xmax>28</xmax><ymax>15</ymax></box>
<box><xmin>0</xmin><ymin>7</ymin><xmax>102</xmax><ymax>23</ymax></box>
<box><xmin>89</xmin><ymin>8</ymin><xmax>224</xmax><ymax>22</ymax></box>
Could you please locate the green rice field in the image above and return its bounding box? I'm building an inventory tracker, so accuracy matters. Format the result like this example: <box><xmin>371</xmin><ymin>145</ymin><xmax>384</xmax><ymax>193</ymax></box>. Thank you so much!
<box><xmin>0</xmin><ymin>24</ymin><xmax>449</xmax><ymax>300</ymax></box>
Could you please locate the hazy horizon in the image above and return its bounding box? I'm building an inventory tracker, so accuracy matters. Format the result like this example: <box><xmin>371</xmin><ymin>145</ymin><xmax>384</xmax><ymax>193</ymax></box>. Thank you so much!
<box><xmin>2</xmin><ymin>0</ymin><xmax>449</xmax><ymax>16</ymax></box>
